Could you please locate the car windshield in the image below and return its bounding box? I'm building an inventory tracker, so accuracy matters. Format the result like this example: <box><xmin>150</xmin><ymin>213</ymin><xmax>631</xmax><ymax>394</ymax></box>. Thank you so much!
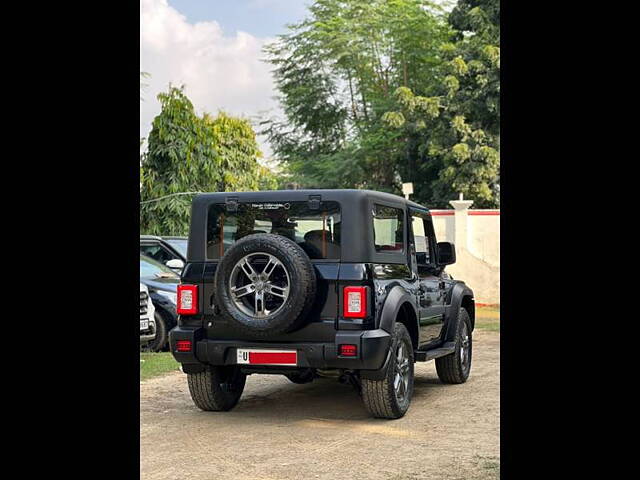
<box><xmin>140</xmin><ymin>254</ymin><xmax>179</xmax><ymax>279</ymax></box>
<box><xmin>164</xmin><ymin>238</ymin><xmax>187</xmax><ymax>257</ymax></box>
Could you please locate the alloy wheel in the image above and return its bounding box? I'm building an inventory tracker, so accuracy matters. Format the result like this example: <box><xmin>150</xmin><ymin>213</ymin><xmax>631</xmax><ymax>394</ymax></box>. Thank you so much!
<box><xmin>393</xmin><ymin>341</ymin><xmax>411</xmax><ymax>403</ymax></box>
<box><xmin>228</xmin><ymin>253</ymin><xmax>290</xmax><ymax>319</ymax></box>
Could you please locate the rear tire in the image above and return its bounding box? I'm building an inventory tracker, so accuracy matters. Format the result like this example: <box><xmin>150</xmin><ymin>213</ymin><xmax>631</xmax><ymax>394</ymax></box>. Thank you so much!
<box><xmin>435</xmin><ymin>308</ymin><xmax>472</xmax><ymax>384</ymax></box>
<box><xmin>187</xmin><ymin>366</ymin><xmax>246</xmax><ymax>411</ymax></box>
<box><xmin>361</xmin><ymin>323</ymin><xmax>414</xmax><ymax>419</ymax></box>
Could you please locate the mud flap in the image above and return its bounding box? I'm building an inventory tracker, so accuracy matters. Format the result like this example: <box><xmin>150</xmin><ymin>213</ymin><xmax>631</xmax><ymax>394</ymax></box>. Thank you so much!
<box><xmin>359</xmin><ymin>348</ymin><xmax>392</xmax><ymax>381</ymax></box>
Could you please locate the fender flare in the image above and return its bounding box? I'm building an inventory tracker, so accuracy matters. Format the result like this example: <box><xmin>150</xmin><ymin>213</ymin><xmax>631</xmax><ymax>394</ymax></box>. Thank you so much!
<box><xmin>442</xmin><ymin>282</ymin><xmax>475</xmax><ymax>343</ymax></box>
<box><xmin>378</xmin><ymin>285</ymin><xmax>419</xmax><ymax>339</ymax></box>
<box><xmin>360</xmin><ymin>286</ymin><xmax>418</xmax><ymax>381</ymax></box>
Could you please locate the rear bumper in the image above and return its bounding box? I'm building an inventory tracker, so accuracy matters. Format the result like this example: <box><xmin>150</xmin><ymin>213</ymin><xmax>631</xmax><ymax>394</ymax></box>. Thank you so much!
<box><xmin>140</xmin><ymin>333</ymin><xmax>156</xmax><ymax>343</ymax></box>
<box><xmin>169</xmin><ymin>326</ymin><xmax>391</xmax><ymax>372</ymax></box>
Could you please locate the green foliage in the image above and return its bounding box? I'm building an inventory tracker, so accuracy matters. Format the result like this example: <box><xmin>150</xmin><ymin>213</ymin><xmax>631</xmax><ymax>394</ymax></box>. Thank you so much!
<box><xmin>432</xmin><ymin>0</ymin><xmax>500</xmax><ymax>206</ymax></box>
<box><xmin>262</xmin><ymin>0</ymin><xmax>499</xmax><ymax>207</ymax></box>
<box><xmin>140</xmin><ymin>86</ymin><xmax>276</xmax><ymax>235</ymax></box>
<box><xmin>257</xmin><ymin>164</ymin><xmax>279</xmax><ymax>191</ymax></box>
<box><xmin>262</xmin><ymin>0</ymin><xmax>452</xmax><ymax>194</ymax></box>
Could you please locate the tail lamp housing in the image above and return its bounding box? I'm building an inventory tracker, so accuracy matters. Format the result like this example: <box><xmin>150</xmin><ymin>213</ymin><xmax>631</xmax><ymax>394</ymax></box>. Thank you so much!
<box><xmin>177</xmin><ymin>284</ymin><xmax>198</xmax><ymax>315</ymax></box>
<box><xmin>343</xmin><ymin>286</ymin><xmax>367</xmax><ymax>318</ymax></box>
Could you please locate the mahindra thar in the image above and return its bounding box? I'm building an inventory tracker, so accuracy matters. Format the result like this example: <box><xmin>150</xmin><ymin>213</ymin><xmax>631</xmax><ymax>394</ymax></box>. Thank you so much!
<box><xmin>169</xmin><ymin>189</ymin><xmax>475</xmax><ymax>419</ymax></box>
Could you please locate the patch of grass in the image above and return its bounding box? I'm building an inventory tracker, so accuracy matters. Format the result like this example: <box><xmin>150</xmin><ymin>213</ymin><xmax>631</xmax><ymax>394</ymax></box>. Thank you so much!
<box><xmin>475</xmin><ymin>305</ymin><xmax>500</xmax><ymax>332</ymax></box>
<box><xmin>473</xmin><ymin>455</ymin><xmax>500</xmax><ymax>479</ymax></box>
<box><xmin>140</xmin><ymin>352</ymin><xmax>180</xmax><ymax>381</ymax></box>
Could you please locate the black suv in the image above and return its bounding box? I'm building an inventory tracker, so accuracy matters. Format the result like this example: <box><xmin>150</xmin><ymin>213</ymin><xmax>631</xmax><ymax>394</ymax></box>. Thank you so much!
<box><xmin>169</xmin><ymin>190</ymin><xmax>475</xmax><ymax>419</ymax></box>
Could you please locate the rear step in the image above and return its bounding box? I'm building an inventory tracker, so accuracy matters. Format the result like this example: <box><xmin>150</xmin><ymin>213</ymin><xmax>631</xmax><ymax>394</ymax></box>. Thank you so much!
<box><xmin>414</xmin><ymin>342</ymin><xmax>456</xmax><ymax>362</ymax></box>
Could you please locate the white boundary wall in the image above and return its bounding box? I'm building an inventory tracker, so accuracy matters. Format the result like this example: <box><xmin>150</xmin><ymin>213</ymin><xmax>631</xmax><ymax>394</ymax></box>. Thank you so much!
<box><xmin>430</xmin><ymin>200</ymin><xmax>500</xmax><ymax>304</ymax></box>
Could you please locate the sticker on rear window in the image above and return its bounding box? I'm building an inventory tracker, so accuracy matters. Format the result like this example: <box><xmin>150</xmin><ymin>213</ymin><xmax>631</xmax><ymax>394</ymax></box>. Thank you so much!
<box><xmin>251</xmin><ymin>203</ymin><xmax>291</xmax><ymax>210</ymax></box>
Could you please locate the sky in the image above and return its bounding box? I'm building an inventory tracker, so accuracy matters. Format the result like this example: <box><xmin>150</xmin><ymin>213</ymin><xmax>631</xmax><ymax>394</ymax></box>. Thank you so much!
<box><xmin>140</xmin><ymin>0</ymin><xmax>310</xmax><ymax>161</ymax></box>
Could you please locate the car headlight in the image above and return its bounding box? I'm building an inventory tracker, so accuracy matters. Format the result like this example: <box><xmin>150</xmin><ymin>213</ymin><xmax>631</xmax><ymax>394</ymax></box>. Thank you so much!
<box><xmin>156</xmin><ymin>290</ymin><xmax>177</xmax><ymax>305</ymax></box>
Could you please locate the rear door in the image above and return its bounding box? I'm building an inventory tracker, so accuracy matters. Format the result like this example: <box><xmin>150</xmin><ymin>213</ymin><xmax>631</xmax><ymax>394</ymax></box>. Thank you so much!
<box><xmin>202</xmin><ymin>200</ymin><xmax>342</xmax><ymax>342</ymax></box>
<box><xmin>409</xmin><ymin>209</ymin><xmax>445</xmax><ymax>347</ymax></box>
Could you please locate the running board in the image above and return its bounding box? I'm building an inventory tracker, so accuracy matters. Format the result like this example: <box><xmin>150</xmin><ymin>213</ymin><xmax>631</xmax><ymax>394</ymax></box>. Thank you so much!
<box><xmin>414</xmin><ymin>342</ymin><xmax>456</xmax><ymax>362</ymax></box>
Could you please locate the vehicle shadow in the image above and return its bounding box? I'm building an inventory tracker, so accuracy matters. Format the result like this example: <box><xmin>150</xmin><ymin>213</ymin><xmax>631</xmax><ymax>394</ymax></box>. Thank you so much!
<box><xmin>411</xmin><ymin>375</ymin><xmax>448</xmax><ymax>398</ymax></box>
<box><xmin>208</xmin><ymin>372</ymin><xmax>446</xmax><ymax>422</ymax></box>
<box><xmin>233</xmin><ymin>376</ymin><xmax>367</xmax><ymax>421</ymax></box>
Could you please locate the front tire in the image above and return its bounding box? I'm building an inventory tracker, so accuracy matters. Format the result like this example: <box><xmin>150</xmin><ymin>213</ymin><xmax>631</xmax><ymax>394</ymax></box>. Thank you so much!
<box><xmin>147</xmin><ymin>311</ymin><xmax>167</xmax><ymax>353</ymax></box>
<box><xmin>361</xmin><ymin>322</ymin><xmax>414</xmax><ymax>419</ymax></box>
<box><xmin>435</xmin><ymin>308</ymin><xmax>472</xmax><ymax>384</ymax></box>
<box><xmin>187</xmin><ymin>366</ymin><xmax>246</xmax><ymax>411</ymax></box>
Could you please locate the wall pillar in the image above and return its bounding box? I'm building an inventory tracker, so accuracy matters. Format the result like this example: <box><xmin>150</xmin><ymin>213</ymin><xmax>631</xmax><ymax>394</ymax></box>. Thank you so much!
<box><xmin>449</xmin><ymin>193</ymin><xmax>473</xmax><ymax>251</ymax></box>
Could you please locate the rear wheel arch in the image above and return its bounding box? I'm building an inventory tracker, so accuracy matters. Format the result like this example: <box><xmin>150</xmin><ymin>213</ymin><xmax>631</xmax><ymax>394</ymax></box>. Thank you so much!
<box><xmin>395</xmin><ymin>302</ymin><xmax>419</xmax><ymax>351</ymax></box>
<box><xmin>378</xmin><ymin>286</ymin><xmax>420</xmax><ymax>347</ymax></box>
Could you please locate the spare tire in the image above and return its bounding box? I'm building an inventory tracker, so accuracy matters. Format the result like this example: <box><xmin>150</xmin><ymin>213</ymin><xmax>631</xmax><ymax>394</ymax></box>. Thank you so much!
<box><xmin>214</xmin><ymin>233</ymin><xmax>317</xmax><ymax>337</ymax></box>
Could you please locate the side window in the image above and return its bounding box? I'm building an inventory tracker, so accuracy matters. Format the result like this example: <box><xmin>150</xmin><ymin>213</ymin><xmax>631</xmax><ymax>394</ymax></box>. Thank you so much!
<box><xmin>140</xmin><ymin>245</ymin><xmax>173</xmax><ymax>265</ymax></box>
<box><xmin>411</xmin><ymin>214</ymin><xmax>431</xmax><ymax>265</ymax></box>
<box><xmin>373</xmin><ymin>204</ymin><xmax>404</xmax><ymax>253</ymax></box>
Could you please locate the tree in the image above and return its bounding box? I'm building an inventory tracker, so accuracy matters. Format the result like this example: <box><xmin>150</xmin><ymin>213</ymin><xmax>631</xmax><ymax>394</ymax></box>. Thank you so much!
<box><xmin>263</xmin><ymin>0</ymin><xmax>500</xmax><ymax>207</ymax></box>
<box><xmin>383</xmin><ymin>86</ymin><xmax>499</xmax><ymax>206</ymax></box>
<box><xmin>262</xmin><ymin>0</ymin><xmax>452</xmax><ymax>193</ymax></box>
<box><xmin>436</xmin><ymin>0</ymin><xmax>500</xmax><ymax>206</ymax></box>
<box><xmin>382</xmin><ymin>0</ymin><xmax>500</xmax><ymax>206</ymax></box>
<box><xmin>140</xmin><ymin>86</ymin><xmax>276</xmax><ymax>235</ymax></box>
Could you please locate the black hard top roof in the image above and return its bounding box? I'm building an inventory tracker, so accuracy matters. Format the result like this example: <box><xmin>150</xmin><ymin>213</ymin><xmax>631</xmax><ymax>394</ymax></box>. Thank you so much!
<box><xmin>188</xmin><ymin>189</ymin><xmax>432</xmax><ymax>263</ymax></box>
<box><xmin>193</xmin><ymin>189</ymin><xmax>429</xmax><ymax>212</ymax></box>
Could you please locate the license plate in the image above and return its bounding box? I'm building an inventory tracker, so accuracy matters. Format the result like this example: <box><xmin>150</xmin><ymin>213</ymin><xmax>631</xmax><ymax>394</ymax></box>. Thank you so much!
<box><xmin>236</xmin><ymin>349</ymin><xmax>297</xmax><ymax>366</ymax></box>
<box><xmin>140</xmin><ymin>319</ymin><xmax>149</xmax><ymax>331</ymax></box>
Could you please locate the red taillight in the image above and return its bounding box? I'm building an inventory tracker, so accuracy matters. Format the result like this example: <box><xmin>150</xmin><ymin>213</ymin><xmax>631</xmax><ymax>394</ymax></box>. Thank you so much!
<box><xmin>339</xmin><ymin>344</ymin><xmax>357</xmax><ymax>357</ymax></box>
<box><xmin>343</xmin><ymin>286</ymin><xmax>367</xmax><ymax>318</ymax></box>
<box><xmin>177</xmin><ymin>284</ymin><xmax>198</xmax><ymax>315</ymax></box>
<box><xmin>176</xmin><ymin>340</ymin><xmax>192</xmax><ymax>352</ymax></box>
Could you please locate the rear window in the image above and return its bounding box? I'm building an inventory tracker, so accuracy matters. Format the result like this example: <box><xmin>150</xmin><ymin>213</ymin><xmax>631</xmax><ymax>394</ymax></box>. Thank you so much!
<box><xmin>207</xmin><ymin>201</ymin><xmax>341</xmax><ymax>260</ymax></box>
<box><xmin>373</xmin><ymin>204</ymin><xmax>405</xmax><ymax>253</ymax></box>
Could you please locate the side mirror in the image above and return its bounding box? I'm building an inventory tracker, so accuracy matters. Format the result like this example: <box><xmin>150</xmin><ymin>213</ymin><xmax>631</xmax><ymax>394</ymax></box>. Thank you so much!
<box><xmin>437</xmin><ymin>242</ymin><xmax>456</xmax><ymax>266</ymax></box>
<box><xmin>165</xmin><ymin>259</ymin><xmax>185</xmax><ymax>270</ymax></box>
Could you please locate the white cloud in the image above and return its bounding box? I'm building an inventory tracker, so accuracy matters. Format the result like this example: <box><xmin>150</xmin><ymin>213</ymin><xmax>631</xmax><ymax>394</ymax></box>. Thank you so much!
<box><xmin>140</xmin><ymin>0</ymin><xmax>279</xmax><ymax>159</ymax></box>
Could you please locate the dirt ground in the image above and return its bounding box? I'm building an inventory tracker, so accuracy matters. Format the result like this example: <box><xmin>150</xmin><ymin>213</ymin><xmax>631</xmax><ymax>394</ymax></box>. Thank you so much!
<box><xmin>140</xmin><ymin>330</ymin><xmax>499</xmax><ymax>480</ymax></box>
